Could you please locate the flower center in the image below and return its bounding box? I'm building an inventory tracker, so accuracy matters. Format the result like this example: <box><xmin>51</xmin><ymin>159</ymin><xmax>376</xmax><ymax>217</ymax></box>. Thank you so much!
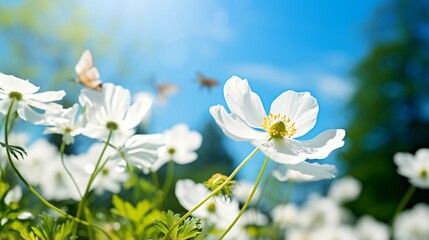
<box><xmin>64</xmin><ymin>127</ymin><xmax>72</xmax><ymax>133</ymax></box>
<box><xmin>167</xmin><ymin>148</ymin><xmax>176</xmax><ymax>155</ymax></box>
<box><xmin>9</xmin><ymin>91</ymin><xmax>22</xmax><ymax>101</ymax></box>
<box><xmin>419</xmin><ymin>169</ymin><xmax>427</xmax><ymax>178</ymax></box>
<box><xmin>261</xmin><ymin>113</ymin><xmax>296</xmax><ymax>139</ymax></box>
<box><xmin>106</xmin><ymin>121</ymin><xmax>118</xmax><ymax>131</ymax></box>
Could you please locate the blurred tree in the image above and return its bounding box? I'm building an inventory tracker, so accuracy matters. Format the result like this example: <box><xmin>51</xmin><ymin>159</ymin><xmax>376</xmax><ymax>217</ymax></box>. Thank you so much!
<box><xmin>342</xmin><ymin>0</ymin><xmax>429</xmax><ymax>221</ymax></box>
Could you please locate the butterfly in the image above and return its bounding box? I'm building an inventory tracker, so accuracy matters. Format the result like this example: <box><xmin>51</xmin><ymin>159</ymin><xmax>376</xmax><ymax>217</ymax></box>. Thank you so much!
<box><xmin>75</xmin><ymin>49</ymin><xmax>102</xmax><ymax>91</ymax></box>
<box><xmin>197</xmin><ymin>72</ymin><xmax>219</xmax><ymax>90</ymax></box>
<box><xmin>150</xmin><ymin>77</ymin><xmax>180</xmax><ymax>105</ymax></box>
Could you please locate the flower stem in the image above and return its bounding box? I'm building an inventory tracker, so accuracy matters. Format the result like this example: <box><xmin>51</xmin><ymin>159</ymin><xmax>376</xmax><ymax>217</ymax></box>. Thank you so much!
<box><xmin>151</xmin><ymin>170</ymin><xmax>159</xmax><ymax>189</ymax></box>
<box><xmin>59</xmin><ymin>141</ymin><xmax>83</xmax><ymax>198</ymax></box>
<box><xmin>164</xmin><ymin>148</ymin><xmax>259</xmax><ymax>238</ymax></box>
<box><xmin>219</xmin><ymin>156</ymin><xmax>269</xmax><ymax>239</ymax></box>
<box><xmin>3</xmin><ymin>100</ymin><xmax>110</xmax><ymax>239</ymax></box>
<box><xmin>391</xmin><ymin>185</ymin><xmax>416</xmax><ymax>225</ymax></box>
<box><xmin>159</xmin><ymin>160</ymin><xmax>175</xmax><ymax>207</ymax></box>
<box><xmin>72</xmin><ymin>131</ymin><xmax>113</xmax><ymax>239</ymax></box>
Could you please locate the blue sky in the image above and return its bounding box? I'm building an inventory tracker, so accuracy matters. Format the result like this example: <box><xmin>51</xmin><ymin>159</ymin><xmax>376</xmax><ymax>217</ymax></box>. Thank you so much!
<box><xmin>4</xmin><ymin>0</ymin><xmax>382</xmax><ymax>183</ymax></box>
<box><xmin>73</xmin><ymin>0</ymin><xmax>386</xmax><ymax>180</ymax></box>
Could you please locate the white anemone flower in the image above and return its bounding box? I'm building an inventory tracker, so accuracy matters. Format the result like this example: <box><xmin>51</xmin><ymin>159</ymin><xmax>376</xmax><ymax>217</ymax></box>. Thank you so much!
<box><xmin>232</xmin><ymin>181</ymin><xmax>261</xmax><ymax>204</ymax></box>
<box><xmin>328</xmin><ymin>176</ymin><xmax>362</xmax><ymax>203</ymax></box>
<box><xmin>43</xmin><ymin>103</ymin><xmax>84</xmax><ymax>145</ymax></box>
<box><xmin>394</xmin><ymin>148</ymin><xmax>429</xmax><ymax>189</ymax></box>
<box><xmin>271</xmin><ymin>203</ymin><xmax>299</xmax><ymax>229</ymax></box>
<box><xmin>151</xmin><ymin>123</ymin><xmax>202</xmax><ymax>171</ymax></box>
<box><xmin>394</xmin><ymin>203</ymin><xmax>429</xmax><ymax>240</ymax></box>
<box><xmin>210</xmin><ymin>76</ymin><xmax>345</xmax><ymax>178</ymax></box>
<box><xmin>79</xmin><ymin>83</ymin><xmax>152</xmax><ymax>146</ymax></box>
<box><xmin>0</xmin><ymin>73</ymin><xmax>65</xmax><ymax>124</ymax></box>
<box><xmin>110</xmin><ymin>134</ymin><xmax>164</xmax><ymax>170</ymax></box>
<box><xmin>175</xmin><ymin>179</ymin><xmax>239</xmax><ymax>230</ymax></box>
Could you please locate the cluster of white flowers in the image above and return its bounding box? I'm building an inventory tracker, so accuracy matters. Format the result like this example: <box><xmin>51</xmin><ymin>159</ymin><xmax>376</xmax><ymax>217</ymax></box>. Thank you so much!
<box><xmin>271</xmin><ymin>176</ymin><xmax>390</xmax><ymax>240</ymax></box>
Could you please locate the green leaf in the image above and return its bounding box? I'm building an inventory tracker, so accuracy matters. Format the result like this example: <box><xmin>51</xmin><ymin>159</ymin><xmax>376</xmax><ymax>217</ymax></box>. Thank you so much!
<box><xmin>154</xmin><ymin>211</ymin><xmax>202</xmax><ymax>240</ymax></box>
<box><xmin>0</xmin><ymin>142</ymin><xmax>27</xmax><ymax>160</ymax></box>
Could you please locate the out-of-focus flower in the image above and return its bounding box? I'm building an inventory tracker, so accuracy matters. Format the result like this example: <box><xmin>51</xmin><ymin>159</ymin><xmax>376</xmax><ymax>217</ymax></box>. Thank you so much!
<box><xmin>72</xmin><ymin>143</ymin><xmax>127</xmax><ymax>195</ymax></box>
<box><xmin>110</xmin><ymin>134</ymin><xmax>164</xmax><ymax>170</ymax></box>
<box><xmin>175</xmin><ymin>179</ymin><xmax>239</xmax><ymax>230</ymax></box>
<box><xmin>0</xmin><ymin>72</ymin><xmax>65</xmax><ymax>124</ymax></box>
<box><xmin>355</xmin><ymin>215</ymin><xmax>390</xmax><ymax>240</ymax></box>
<box><xmin>328</xmin><ymin>176</ymin><xmax>362</xmax><ymax>203</ymax></box>
<box><xmin>16</xmin><ymin>139</ymin><xmax>82</xmax><ymax>201</ymax></box>
<box><xmin>297</xmin><ymin>195</ymin><xmax>344</xmax><ymax>229</ymax></box>
<box><xmin>232</xmin><ymin>181</ymin><xmax>261</xmax><ymax>204</ymax></box>
<box><xmin>271</xmin><ymin>203</ymin><xmax>299</xmax><ymax>229</ymax></box>
<box><xmin>43</xmin><ymin>103</ymin><xmax>84</xmax><ymax>144</ymax></box>
<box><xmin>79</xmin><ymin>83</ymin><xmax>152</xmax><ymax>146</ymax></box>
<box><xmin>4</xmin><ymin>185</ymin><xmax>22</xmax><ymax>205</ymax></box>
<box><xmin>272</xmin><ymin>163</ymin><xmax>337</xmax><ymax>182</ymax></box>
<box><xmin>210</xmin><ymin>76</ymin><xmax>345</xmax><ymax>178</ymax></box>
<box><xmin>394</xmin><ymin>148</ymin><xmax>429</xmax><ymax>189</ymax></box>
<box><xmin>394</xmin><ymin>203</ymin><xmax>429</xmax><ymax>240</ymax></box>
<box><xmin>151</xmin><ymin>123</ymin><xmax>202</xmax><ymax>171</ymax></box>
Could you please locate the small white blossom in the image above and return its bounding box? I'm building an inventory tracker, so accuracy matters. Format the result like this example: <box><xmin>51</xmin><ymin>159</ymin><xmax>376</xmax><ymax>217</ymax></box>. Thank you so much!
<box><xmin>210</xmin><ymin>76</ymin><xmax>345</xmax><ymax>178</ymax></box>
<box><xmin>151</xmin><ymin>124</ymin><xmax>202</xmax><ymax>171</ymax></box>
<box><xmin>271</xmin><ymin>203</ymin><xmax>299</xmax><ymax>229</ymax></box>
<box><xmin>43</xmin><ymin>103</ymin><xmax>84</xmax><ymax>144</ymax></box>
<box><xmin>0</xmin><ymin>72</ymin><xmax>65</xmax><ymax>124</ymax></box>
<box><xmin>394</xmin><ymin>148</ymin><xmax>429</xmax><ymax>189</ymax></box>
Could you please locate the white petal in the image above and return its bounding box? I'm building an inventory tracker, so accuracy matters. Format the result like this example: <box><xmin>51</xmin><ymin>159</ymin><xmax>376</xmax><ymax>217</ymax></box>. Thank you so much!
<box><xmin>416</xmin><ymin>148</ymin><xmax>429</xmax><ymax>161</ymax></box>
<box><xmin>286</xmin><ymin>161</ymin><xmax>337</xmax><ymax>179</ymax></box>
<box><xmin>393</xmin><ymin>152</ymin><xmax>415</xmax><ymax>177</ymax></box>
<box><xmin>289</xmin><ymin>129</ymin><xmax>345</xmax><ymax>159</ymax></box>
<box><xmin>255</xmin><ymin>138</ymin><xmax>307</xmax><ymax>165</ymax></box>
<box><xmin>224</xmin><ymin>76</ymin><xmax>266</xmax><ymax>128</ymax></box>
<box><xmin>0</xmin><ymin>99</ymin><xmax>12</xmax><ymax>115</ymax></box>
<box><xmin>270</xmin><ymin>91</ymin><xmax>319</xmax><ymax>138</ymax></box>
<box><xmin>174</xmin><ymin>151</ymin><xmax>197</xmax><ymax>165</ymax></box>
<box><xmin>17</xmin><ymin>104</ymin><xmax>47</xmax><ymax>124</ymax></box>
<box><xmin>210</xmin><ymin>105</ymin><xmax>265</xmax><ymax>142</ymax></box>
<box><xmin>26</xmin><ymin>90</ymin><xmax>66</xmax><ymax>103</ymax></box>
<box><xmin>0</xmin><ymin>73</ymin><xmax>39</xmax><ymax>94</ymax></box>
<box><xmin>123</xmin><ymin>96</ymin><xmax>152</xmax><ymax>129</ymax></box>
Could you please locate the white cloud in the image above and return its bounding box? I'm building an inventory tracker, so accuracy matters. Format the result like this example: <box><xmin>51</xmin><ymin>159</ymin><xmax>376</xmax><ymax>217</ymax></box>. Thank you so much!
<box><xmin>315</xmin><ymin>74</ymin><xmax>355</xmax><ymax>101</ymax></box>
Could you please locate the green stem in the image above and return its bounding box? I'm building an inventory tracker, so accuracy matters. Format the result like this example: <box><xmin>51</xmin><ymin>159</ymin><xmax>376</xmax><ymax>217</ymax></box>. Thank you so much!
<box><xmin>391</xmin><ymin>185</ymin><xmax>416</xmax><ymax>224</ymax></box>
<box><xmin>159</xmin><ymin>160</ymin><xmax>175</xmax><ymax>207</ymax></box>
<box><xmin>219</xmin><ymin>156</ymin><xmax>269</xmax><ymax>239</ymax></box>
<box><xmin>3</xmin><ymin>100</ymin><xmax>110</xmax><ymax>239</ymax></box>
<box><xmin>164</xmin><ymin>148</ymin><xmax>259</xmax><ymax>238</ymax></box>
<box><xmin>60</xmin><ymin>142</ymin><xmax>83</xmax><ymax>198</ymax></box>
<box><xmin>72</xmin><ymin>130</ymin><xmax>113</xmax><ymax>239</ymax></box>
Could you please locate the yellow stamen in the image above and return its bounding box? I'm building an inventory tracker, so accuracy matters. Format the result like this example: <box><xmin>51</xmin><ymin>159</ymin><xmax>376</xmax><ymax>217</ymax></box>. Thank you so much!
<box><xmin>261</xmin><ymin>113</ymin><xmax>296</xmax><ymax>139</ymax></box>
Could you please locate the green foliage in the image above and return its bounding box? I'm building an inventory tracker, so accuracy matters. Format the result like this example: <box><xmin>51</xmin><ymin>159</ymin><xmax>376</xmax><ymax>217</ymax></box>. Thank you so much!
<box><xmin>0</xmin><ymin>141</ymin><xmax>27</xmax><ymax>160</ymax></box>
<box><xmin>154</xmin><ymin>210</ymin><xmax>203</xmax><ymax>240</ymax></box>
<box><xmin>110</xmin><ymin>195</ymin><xmax>162</xmax><ymax>239</ymax></box>
<box><xmin>0</xmin><ymin>181</ymin><xmax>32</xmax><ymax>239</ymax></box>
<box><xmin>18</xmin><ymin>213</ymin><xmax>73</xmax><ymax>240</ymax></box>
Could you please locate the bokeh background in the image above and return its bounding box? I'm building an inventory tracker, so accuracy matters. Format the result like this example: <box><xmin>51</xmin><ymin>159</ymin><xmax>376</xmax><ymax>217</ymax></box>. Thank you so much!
<box><xmin>1</xmin><ymin>0</ymin><xmax>429</xmax><ymax>223</ymax></box>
